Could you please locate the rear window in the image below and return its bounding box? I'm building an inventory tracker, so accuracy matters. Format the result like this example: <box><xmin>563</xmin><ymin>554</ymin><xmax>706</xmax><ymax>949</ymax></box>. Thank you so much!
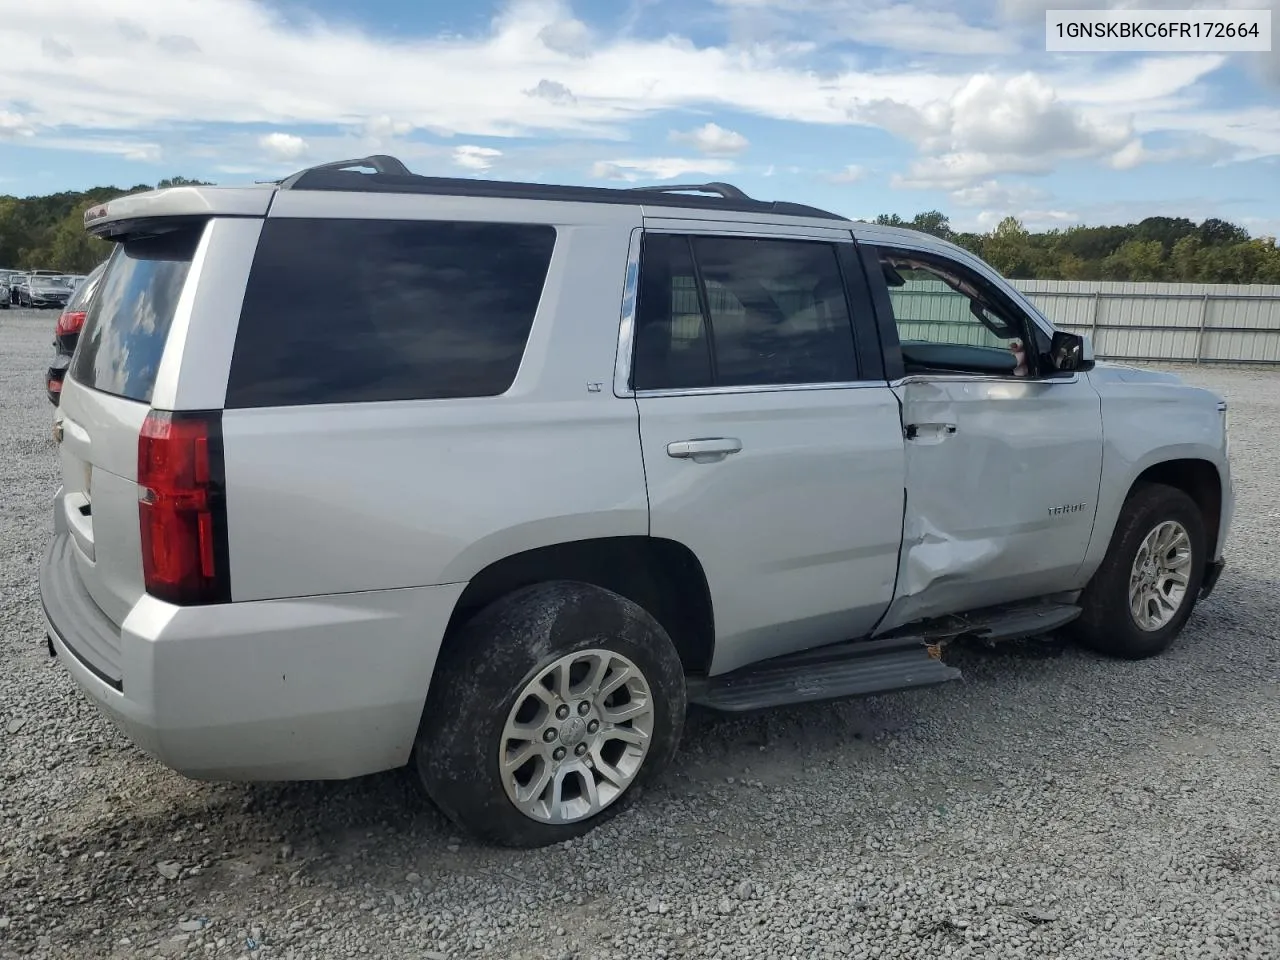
<box><xmin>225</xmin><ymin>218</ymin><xmax>557</xmax><ymax>408</ymax></box>
<box><xmin>70</xmin><ymin>226</ymin><xmax>203</xmax><ymax>403</ymax></box>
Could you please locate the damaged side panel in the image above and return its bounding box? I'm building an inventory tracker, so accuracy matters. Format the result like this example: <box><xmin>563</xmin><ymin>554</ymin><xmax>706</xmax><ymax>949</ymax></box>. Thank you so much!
<box><xmin>876</xmin><ymin>375</ymin><xmax>1104</xmax><ymax>634</ymax></box>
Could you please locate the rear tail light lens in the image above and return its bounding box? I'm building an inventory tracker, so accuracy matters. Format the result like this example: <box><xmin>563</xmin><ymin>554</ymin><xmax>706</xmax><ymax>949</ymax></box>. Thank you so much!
<box><xmin>56</xmin><ymin>310</ymin><xmax>87</xmax><ymax>337</ymax></box>
<box><xmin>137</xmin><ymin>411</ymin><xmax>230</xmax><ymax>605</ymax></box>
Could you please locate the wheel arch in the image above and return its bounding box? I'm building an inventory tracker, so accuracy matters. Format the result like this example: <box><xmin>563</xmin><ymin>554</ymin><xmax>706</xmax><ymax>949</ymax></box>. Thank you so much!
<box><xmin>1129</xmin><ymin>457</ymin><xmax>1224</xmax><ymax>559</ymax></box>
<box><xmin>438</xmin><ymin>536</ymin><xmax>716</xmax><ymax>682</ymax></box>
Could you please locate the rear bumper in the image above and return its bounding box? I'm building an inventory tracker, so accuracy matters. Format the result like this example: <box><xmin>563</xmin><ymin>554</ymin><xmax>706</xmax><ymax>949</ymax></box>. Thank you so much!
<box><xmin>41</xmin><ymin>532</ymin><xmax>465</xmax><ymax>781</ymax></box>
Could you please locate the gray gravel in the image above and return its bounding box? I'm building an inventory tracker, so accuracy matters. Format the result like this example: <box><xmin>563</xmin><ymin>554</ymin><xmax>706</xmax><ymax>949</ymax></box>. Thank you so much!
<box><xmin>2</xmin><ymin>305</ymin><xmax>1278</xmax><ymax>960</ymax></box>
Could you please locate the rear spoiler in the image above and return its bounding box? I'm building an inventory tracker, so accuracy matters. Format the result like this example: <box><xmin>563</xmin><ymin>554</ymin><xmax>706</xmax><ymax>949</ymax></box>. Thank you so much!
<box><xmin>84</xmin><ymin>186</ymin><xmax>275</xmax><ymax>240</ymax></box>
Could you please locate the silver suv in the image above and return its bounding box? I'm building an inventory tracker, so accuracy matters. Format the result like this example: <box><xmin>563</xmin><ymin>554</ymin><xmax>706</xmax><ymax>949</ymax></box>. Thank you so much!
<box><xmin>42</xmin><ymin>156</ymin><xmax>1233</xmax><ymax>847</ymax></box>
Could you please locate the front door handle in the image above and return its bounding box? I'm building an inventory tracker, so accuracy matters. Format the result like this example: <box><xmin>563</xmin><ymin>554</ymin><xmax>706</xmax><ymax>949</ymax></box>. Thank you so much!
<box><xmin>905</xmin><ymin>423</ymin><xmax>957</xmax><ymax>444</ymax></box>
<box><xmin>666</xmin><ymin>437</ymin><xmax>743</xmax><ymax>462</ymax></box>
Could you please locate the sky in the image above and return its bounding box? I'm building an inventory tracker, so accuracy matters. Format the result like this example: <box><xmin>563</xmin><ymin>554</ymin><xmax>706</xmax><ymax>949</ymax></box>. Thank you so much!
<box><xmin>0</xmin><ymin>0</ymin><xmax>1277</xmax><ymax>235</ymax></box>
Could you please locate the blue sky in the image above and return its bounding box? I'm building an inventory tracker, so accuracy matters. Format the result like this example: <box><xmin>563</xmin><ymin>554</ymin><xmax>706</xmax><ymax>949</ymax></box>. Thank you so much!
<box><xmin>1</xmin><ymin>0</ymin><xmax>1277</xmax><ymax>235</ymax></box>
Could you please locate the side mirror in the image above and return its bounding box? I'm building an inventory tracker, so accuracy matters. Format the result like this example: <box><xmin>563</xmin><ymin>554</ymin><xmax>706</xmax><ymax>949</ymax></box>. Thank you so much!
<box><xmin>1049</xmin><ymin>331</ymin><xmax>1094</xmax><ymax>373</ymax></box>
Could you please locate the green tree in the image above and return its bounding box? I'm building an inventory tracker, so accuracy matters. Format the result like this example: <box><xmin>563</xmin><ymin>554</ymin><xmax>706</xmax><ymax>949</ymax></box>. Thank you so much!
<box><xmin>157</xmin><ymin>176</ymin><xmax>214</xmax><ymax>188</ymax></box>
<box><xmin>1102</xmin><ymin>240</ymin><xmax>1166</xmax><ymax>281</ymax></box>
<box><xmin>909</xmin><ymin>210</ymin><xmax>952</xmax><ymax>239</ymax></box>
<box><xmin>1250</xmin><ymin>238</ymin><xmax>1280</xmax><ymax>283</ymax></box>
<box><xmin>1198</xmin><ymin>218</ymin><xmax>1249</xmax><ymax>246</ymax></box>
<box><xmin>982</xmin><ymin>216</ymin><xmax>1039</xmax><ymax>278</ymax></box>
<box><xmin>1169</xmin><ymin>235</ymin><xmax>1203</xmax><ymax>280</ymax></box>
<box><xmin>22</xmin><ymin>206</ymin><xmax>114</xmax><ymax>273</ymax></box>
<box><xmin>1134</xmin><ymin>216</ymin><xmax>1197</xmax><ymax>253</ymax></box>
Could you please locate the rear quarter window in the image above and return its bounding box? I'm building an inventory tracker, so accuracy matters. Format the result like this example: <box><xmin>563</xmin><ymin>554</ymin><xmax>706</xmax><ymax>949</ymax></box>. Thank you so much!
<box><xmin>225</xmin><ymin>218</ymin><xmax>557</xmax><ymax>408</ymax></box>
<box><xmin>70</xmin><ymin>226</ymin><xmax>203</xmax><ymax>403</ymax></box>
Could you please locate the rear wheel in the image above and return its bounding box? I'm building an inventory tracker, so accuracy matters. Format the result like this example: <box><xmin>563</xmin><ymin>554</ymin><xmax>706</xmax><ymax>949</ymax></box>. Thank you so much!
<box><xmin>1072</xmin><ymin>483</ymin><xmax>1206</xmax><ymax>659</ymax></box>
<box><xmin>415</xmin><ymin>581</ymin><xmax>687</xmax><ymax>847</ymax></box>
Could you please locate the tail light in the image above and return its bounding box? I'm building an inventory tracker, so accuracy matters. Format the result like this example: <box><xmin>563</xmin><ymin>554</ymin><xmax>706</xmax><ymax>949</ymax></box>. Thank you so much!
<box><xmin>137</xmin><ymin>410</ymin><xmax>230</xmax><ymax>605</ymax></box>
<box><xmin>56</xmin><ymin>310</ymin><xmax>87</xmax><ymax>337</ymax></box>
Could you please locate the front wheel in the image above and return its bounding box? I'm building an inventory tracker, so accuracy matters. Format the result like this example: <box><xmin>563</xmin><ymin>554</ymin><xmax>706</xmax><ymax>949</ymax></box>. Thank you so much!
<box><xmin>415</xmin><ymin>581</ymin><xmax>687</xmax><ymax>847</ymax></box>
<box><xmin>1071</xmin><ymin>483</ymin><xmax>1207</xmax><ymax>659</ymax></box>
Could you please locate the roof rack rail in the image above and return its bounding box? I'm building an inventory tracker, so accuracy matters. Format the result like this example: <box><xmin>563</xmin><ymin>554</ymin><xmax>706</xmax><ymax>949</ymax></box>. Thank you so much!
<box><xmin>271</xmin><ymin>155</ymin><xmax>848</xmax><ymax>221</ymax></box>
<box><xmin>627</xmin><ymin>182</ymin><xmax>752</xmax><ymax>201</ymax></box>
<box><xmin>278</xmin><ymin>155</ymin><xmax>412</xmax><ymax>189</ymax></box>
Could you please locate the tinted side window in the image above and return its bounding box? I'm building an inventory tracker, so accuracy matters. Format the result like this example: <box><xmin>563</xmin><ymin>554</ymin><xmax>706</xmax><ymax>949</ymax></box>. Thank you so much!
<box><xmin>71</xmin><ymin>226</ymin><xmax>203</xmax><ymax>403</ymax></box>
<box><xmin>633</xmin><ymin>235</ymin><xmax>713</xmax><ymax>391</ymax></box>
<box><xmin>631</xmin><ymin>234</ymin><xmax>858</xmax><ymax>390</ymax></box>
<box><xmin>226</xmin><ymin>219</ymin><xmax>556</xmax><ymax>408</ymax></box>
<box><xmin>692</xmin><ymin>236</ymin><xmax>857</xmax><ymax>386</ymax></box>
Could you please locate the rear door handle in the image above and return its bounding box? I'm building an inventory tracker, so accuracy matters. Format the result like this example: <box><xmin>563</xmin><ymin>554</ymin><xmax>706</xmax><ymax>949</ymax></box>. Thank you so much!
<box><xmin>666</xmin><ymin>438</ymin><xmax>743</xmax><ymax>462</ymax></box>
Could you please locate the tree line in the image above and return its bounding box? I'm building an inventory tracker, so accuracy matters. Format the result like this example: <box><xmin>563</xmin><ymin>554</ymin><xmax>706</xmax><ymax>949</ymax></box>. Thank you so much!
<box><xmin>3</xmin><ymin>180</ymin><xmax>1278</xmax><ymax>283</ymax></box>
<box><xmin>0</xmin><ymin>178</ymin><xmax>211</xmax><ymax>274</ymax></box>
<box><xmin>872</xmin><ymin>211</ymin><xmax>1280</xmax><ymax>284</ymax></box>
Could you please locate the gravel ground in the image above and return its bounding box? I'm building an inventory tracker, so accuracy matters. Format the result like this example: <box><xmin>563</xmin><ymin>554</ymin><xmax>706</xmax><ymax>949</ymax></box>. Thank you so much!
<box><xmin>1</xmin><ymin>305</ymin><xmax>1277</xmax><ymax>960</ymax></box>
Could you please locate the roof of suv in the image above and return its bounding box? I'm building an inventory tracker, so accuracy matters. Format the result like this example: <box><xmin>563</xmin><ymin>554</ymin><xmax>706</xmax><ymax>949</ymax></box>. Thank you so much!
<box><xmin>85</xmin><ymin>155</ymin><xmax>851</xmax><ymax>237</ymax></box>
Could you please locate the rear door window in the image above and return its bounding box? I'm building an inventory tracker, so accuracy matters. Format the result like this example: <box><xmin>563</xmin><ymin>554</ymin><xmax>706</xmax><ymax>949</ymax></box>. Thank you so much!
<box><xmin>70</xmin><ymin>225</ymin><xmax>204</xmax><ymax>403</ymax></box>
<box><xmin>632</xmin><ymin>233</ymin><xmax>860</xmax><ymax>391</ymax></box>
<box><xmin>225</xmin><ymin>218</ymin><xmax>557</xmax><ymax>408</ymax></box>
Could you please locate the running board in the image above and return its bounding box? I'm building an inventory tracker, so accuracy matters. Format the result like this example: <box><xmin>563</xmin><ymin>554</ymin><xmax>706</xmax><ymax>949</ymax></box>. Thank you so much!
<box><xmin>688</xmin><ymin>636</ymin><xmax>961</xmax><ymax>713</ymax></box>
<box><xmin>688</xmin><ymin>601</ymin><xmax>1081</xmax><ymax>713</ymax></box>
<box><xmin>879</xmin><ymin>600</ymin><xmax>1082</xmax><ymax>646</ymax></box>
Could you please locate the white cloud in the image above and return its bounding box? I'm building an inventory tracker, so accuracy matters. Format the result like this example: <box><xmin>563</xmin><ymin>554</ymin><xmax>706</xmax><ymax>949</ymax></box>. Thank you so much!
<box><xmin>964</xmin><ymin>207</ymin><xmax>1079</xmax><ymax>232</ymax></box>
<box><xmin>525</xmin><ymin>79</ymin><xmax>576</xmax><ymax>104</ymax></box>
<box><xmin>670</xmin><ymin>122</ymin><xmax>749</xmax><ymax>155</ymax></box>
<box><xmin>258</xmin><ymin>132</ymin><xmax>309</xmax><ymax>162</ymax></box>
<box><xmin>18</xmin><ymin>136</ymin><xmax>163</xmax><ymax>161</ymax></box>
<box><xmin>873</xmin><ymin>72</ymin><xmax>1132</xmax><ymax>188</ymax></box>
<box><xmin>42</xmin><ymin>37</ymin><xmax>74</xmax><ymax>58</ymax></box>
<box><xmin>0</xmin><ymin>0</ymin><xmax>1265</xmax><ymax>193</ymax></box>
<box><xmin>364</xmin><ymin>115</ymin><xmax>413</xmax><ymax>139</ymax></box>
<box><xmin>1109</xmin><ymin>139</ymin><xmax>1147</xmax><ymax>171</ymax></box>
<box><xmin>715</xmin><ymin>0</ymin><xmax>1018</xmax><ymax>55</ymax></box>
<box><xmin>0</xmin><ymin>111</ymin><xmax>36</xmax><ymax>138</ymax></box>
<box><xmin>1132</xmin><ymin>106</ymin><xmax>1280</xmax><ymax>161</ymax></box>
<box><xmin>538</xmin><ymin>17</ymin><xmax>592</xmax><ymax>57</ymax></box>
<box><xmin>590</xmin><ymin>157</ymin><xmax>737</xmax><ymax>181</ymax></box>
<box><xmin>0</xmin><ymin>0</ymin><xmax>1156</xmax><ymax>142</ymax></box>
<box><xmin>949</xmin><ymin>180</ymin><xmax>1048</xmax><ymax>208</ymax></box>
<box><xmin>893</xmin><ymin>152</ymin><xmax>1051</xmax><ymax>190</ymax></box>
<box><xmin>825</xmin><ymin>164</ymin><xmax>867</xmax><ymax>183</ymax></box>
<box><xmin>453</xmin><ymin>145</ymin><xmax>503</xmax><ymax>170</ymax></box>
<box><xmin>1108</xmin><ymin>133</ymin><xmax>1236</xmax><ymax>171</ymax></box>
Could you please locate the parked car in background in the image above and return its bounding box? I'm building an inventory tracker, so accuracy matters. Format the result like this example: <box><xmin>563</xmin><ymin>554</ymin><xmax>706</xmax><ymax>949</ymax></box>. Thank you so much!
<box><xmin>42</xmin><ymin>157</ymin><xmax>1233</xmax><ymax>848</ymax></box>
<box><xmin>0</xmin><ymin>275</ymin><xmax>10</xmax><ymax>309</ymax></box>
<box><xmin>19</xmin><ymin>274</ymin><xmax>73</xmax><ymax>309</ymax></box>
<box><xmin>6</xmin><ymin>272</ymin><xmax>25</xmax><ymax>305</ymax></box>
<box><xmin>46</xmin><ymin>261</ymin><xmax>106</xmax><ymax>404</ymax></box>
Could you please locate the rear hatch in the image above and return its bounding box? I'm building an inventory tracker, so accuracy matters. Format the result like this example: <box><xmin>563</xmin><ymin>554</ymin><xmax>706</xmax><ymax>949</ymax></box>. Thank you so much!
<box><xmin>56</xmin><ymin>224</ymin><xmax>205</xmax><ymax>629</ymax></box>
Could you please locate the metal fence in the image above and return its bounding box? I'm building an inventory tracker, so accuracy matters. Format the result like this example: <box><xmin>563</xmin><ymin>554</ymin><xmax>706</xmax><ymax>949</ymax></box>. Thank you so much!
<box><xmin>1011</xmin><ymin>280</ymin><xmax>1280</xmax><ymax>365</ymax></box>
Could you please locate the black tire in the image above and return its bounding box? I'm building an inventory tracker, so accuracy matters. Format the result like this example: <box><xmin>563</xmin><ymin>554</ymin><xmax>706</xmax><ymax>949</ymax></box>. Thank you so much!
<box><xmin>415</xmin><ymin>581</ymin><xmax>687</xmax><ymax>848</ymax></box>
<box><xmin>1071</xmin><ymin>483</ymin><xmax>1206</xmax><ymax>659</ymax></box>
